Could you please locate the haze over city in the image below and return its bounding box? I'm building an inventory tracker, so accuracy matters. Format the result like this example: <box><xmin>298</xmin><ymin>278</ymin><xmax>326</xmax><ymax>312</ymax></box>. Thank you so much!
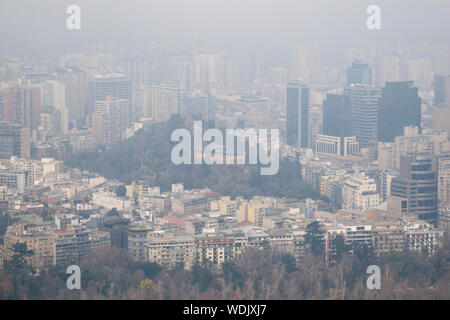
<box><xmin>0</xmin><ymin>0</ymin><xmax>450</xmax><ymax>305</ymax></box>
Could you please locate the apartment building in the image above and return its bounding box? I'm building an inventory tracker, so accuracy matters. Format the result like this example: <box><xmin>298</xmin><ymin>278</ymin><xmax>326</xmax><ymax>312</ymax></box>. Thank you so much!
<box><xmin>0</xmin><ymin>245</ymin><xmax>3</xmax><ymax>271</ymax></box>
<box><xmin>3</xmin><ymin>224</ymin><xmax>55</xmax><ymax>272</ymax></box>
<box><xmin>195</xmin><ymin>234</ymin><xmax>236</xmax><ymax>268</ymax></box>
<box><xmin>0</xmin><ymin>170</ymin><xmax>27</xmax><ymax>194</ymax></box>
<box><xmin>438</xmin><ymin>208</ymin><xmax>450</xmax><ymax>234</ymax></box>
<box><xmin>405</xmin><ymin>222</ymin><xmax>443</xmax><ymax>256</ymax></box>
<box><xmin>172</xmin><ymin>194</ymin><xmax>210</xmax><ymax>215</ymax></box>
<box><xmin>54</xmin><ymin>227</ymin><xmax>110</xmax><ymax>267</ymax></box>
<box><xmin>372</xmin><ymin>222</ymin><xmax>405</xmax><ymax>256</ymax></box>
<box><xmin>147</xmin><ymin>236</ymin><xmax>195</xmax><ymax>269</ymax></box>
<box><xmin>342</xmin><ymin>173</ymin><xmax>379</xmax><ymax>211</ymax></box>
<box><xmin>324</xmin><ymin>223</ymin><xmax>373</xmax><ymax>265</ymax></box>
<box><xmin>128</xmin><ymin>226</ymin><xmax>152</xmax><ymax>262</ymax></box>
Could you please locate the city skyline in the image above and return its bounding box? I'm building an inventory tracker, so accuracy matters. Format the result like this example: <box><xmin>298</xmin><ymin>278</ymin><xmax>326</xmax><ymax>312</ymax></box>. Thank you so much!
<box><xmin>1</xmin><ymin>0</ymin><xmax>450</xmax><ymax>304</ymax></box>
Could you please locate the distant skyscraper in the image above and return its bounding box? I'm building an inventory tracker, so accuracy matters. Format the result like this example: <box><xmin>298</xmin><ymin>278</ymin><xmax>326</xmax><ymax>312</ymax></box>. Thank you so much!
<box><xmin>40</xmin><ymin>106</ymin><xmax>62</xmax><ymax>135</ymax></box>
<box><xmin>186</xmin><ymin>92</ymin><xmax>209</xmax><ymax>121</ymax></box>
<box><xmin>378</xmin><ymin>81</ymin><xmax>422</xmax><ymax>143</ymax></box>
<box><xmin>0</xmin><ymin>85</ymin><xmax>41</xmax><ymax>131</ymax></box>
<box><xmin>291</xmin><ymin>44</ymin><xmax>322</xmax><ymax>84</ymax></box>
<box><xmin>434</xmin><ymin>74</ymin><xmax>450</xmax><ymax>106</ymax></box>
<box><xmin>92</xmin><ymin>96</ymin><xmax>129</xmax><ymax>147</ymax></box>
<box><xmin>54</xmin><ymin>67</ymin><xmax>87</xmax><ymax>128</ymax></box>
<box><xmin>320</xmin><ymin>93</ymin><xmax>358</xmax><ymax>156</ymax></box>
<box><xmin>346</xmin><ymin>85</ymin><xmax>381</xmax><ymax>148</ymax></box>
<box><xmin>87</xmin><ymin>74</ymin><xmax>131</xmax><ymax>122</ymax></box>
<box><xmin>286</xmin><ymin>80</ymin><xmax>309</xmax><ymax>148</ymax></box>
<box><xmin>346</xmin><ymin>60</ymin><xmax>372</xmax><ymax>86</ymax></box>
<box><xmin>406</xmin><ymin>59</ymin><xmax>433</xmax><ymax>89</ymax></box>
<box><xmin>39</xmin><ymin>80</ymin><xmax>69</xmax><ymax>134</ymax></box>
<box><xmin>322</xmin><ymin>93</ymin><xmax>352</xmax><ymax>138</ymax></box>
<box><xmin>376</xmin><ymin>56</ymin><xmax>400</xmax><ymax>86</ymax></box>
<box><xmin>391</xmin><ymin>153</ymin><xmax>438</xmax><ymax>225</ymax></box>
<box><xmin>268</xmin><ymin>68</ymin><xmax>288</xmax><ymax>86</ymax></box>
<box><xmin>150</xmin><ymin>84</ymin><xmax>184</xmax><ymax>122</ymax></box>
<box><xmin>194</xmin><ymin>54</ymin><xmax>225</xmax><ymax>89</ymax></box>
<box><xmin>0</xmin><ymin>122</ymin><xmax>30</xmax><ymax>159</ymax></box>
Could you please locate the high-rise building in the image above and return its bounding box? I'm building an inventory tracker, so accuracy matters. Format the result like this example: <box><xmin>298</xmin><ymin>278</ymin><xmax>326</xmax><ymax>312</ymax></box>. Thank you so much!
<box><xmin>322</xmin><ymin>93</ymin><xmax>352</xmax><ymax>138</ymax></box>
<box><xmin>346</xmin><ymin>84</ymin><xmax>381</xmax><ymax>148</ymax></box>
<box><xmin>92</xmin><ymin>96</ymin><xmax>129</xmax><ymax>147</ymax></box>
<box><xmin>150</xmin><ymin>84</ymin><xmax>184</xmax><ymax>122</ymax></box>
<box><xmin>54</xmin><ymin>67</ymin><xmax>87</xmax><ymax>127</ymax></box>
<box><xmin>346</xmin><ymin>60</ymin><xmax>372</xmax><ymax>86</ymax></box>
<box><xmin>40</xmin><ymin>106</ymin><xmax>62</xmax><ymax>135</ymax></box>
<box><xmin>406</xmin><ymin>59</ymin><xmax>433</xmax><ymax>89</ymax></box>
<box><xmin>434</xmin><ymin>74</ymin><xmax>450</xmax><ymax>106</ymax></box>
<box><xmin>391</xmin><ymin>153</ymin><xmax>438</xmax><ymax>225</ymax></box>
<box><xmin>0</xmin><ymin>85</ymin><xmax>41</xmax><ymax>131</ymax></box>
<box><xmin>186</xmin><ymin>91</ymin><xmax>209</xmax><ymax>121</ymax></box>
<box><xmin>291</xmin><ymin>44</ymin><xmax>322</xmax><ymax>84</ymax></box>
<box><xmin>286</xmin><ymin>80</ymin><xmax>309</xmax><ymax>148</ymax></box>
<box><xmin>268</xmin><ymin>67</ymin><xmax>288</xmax><ymax>86</ymax></box>
<box><xmin>376</xmin><ymin>56</ymin><xmax>400</xmax><ymax>86</ymax></box>
<box><xmin>87</xmin><ymin>74</ymin><xmax>131</xmax><ymax>122</ymax></box>
<box><xmin>380</xmin><ymin>169</ymin><xmax>399</xmax><ymax>201</ymax></box>
<box><xmin>378</xmin><ymin>81</ymin><xmax>422</xmax><ymax>142</ymax></box>
<box><xmin>194</xmin><ymin>54</ymin><xmax>225</xmax><ymax>89</ymax></box>
<box><xmin>438</xmin><ymin>155</ymin><xmax>450</xmax><ymax>207</ymax></box>
<box><xmin>39</xmin><ymin>80</ymin><xmax>69</xmax><ymax>134</ymax></box>
<box><xmin>0</xmin><ymin>122</ymin><xmax>30</xmax><ymax>159</ymax></box>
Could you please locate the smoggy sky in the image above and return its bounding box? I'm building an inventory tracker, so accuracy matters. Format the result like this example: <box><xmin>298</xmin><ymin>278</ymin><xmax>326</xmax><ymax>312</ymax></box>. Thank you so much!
<box><xmin>1</xmin><ymin>0</ymin><xmax>449</xmax><ymax>58</ymax></box>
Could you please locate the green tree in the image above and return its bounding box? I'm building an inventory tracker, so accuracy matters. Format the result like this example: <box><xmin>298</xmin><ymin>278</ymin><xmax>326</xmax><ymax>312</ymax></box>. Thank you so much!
<box><xmin>334</xmin><ymin>235</ymin><xmax>351</xmax><ymax>263</ymax></box>
<box><xmin>281</xmin><ymin>253</ymin><xmax>298</xmax><ymax>273</ymax></box>
<box><xmin>190</xmin><ymin>262</ymin><xmax>213</xmax><ymax>292</ymax></box>
<box><xmin>106</xmin><ymin>208</ymin><xmax>119</xmax><ymax>217</ymax></box>
<box><xmin>115</xmin><ymin>185</ymin><xmax>127</xmax><ymax>197</ymax></box>
<box><xmin>305</xmin><ymin>221</ymin><xmax>325</xmax><ymax>257</ymax></box>
<box><xmin>7</xmin><ymin>242</ymin><xmax>35</xmax><ymax>274</ymax></box>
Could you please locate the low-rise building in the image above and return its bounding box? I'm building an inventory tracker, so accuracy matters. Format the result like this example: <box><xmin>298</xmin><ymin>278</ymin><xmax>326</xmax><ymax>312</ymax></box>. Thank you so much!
<box><xmin>172</xmin><ymin>194</ymin><xmax>210</xmax><ymax>215</ymax></box>
<box><xmin>3</xmin><ymin>224</ymin><xmax>55</xmax><ymax>271</ymax></box>
<box><xmin>93</xmin><ymin>191</ymin><xmax>132</xmax><ymax>210</ymax></box>
<box><xmin>372</xmin><ymin>222</ymin><xmax>405</xmax><ymax>256</ymax></box>
<box><xmin>438</xmin><ymin>208</ymin><xmax>450</xmax><ymax>234</ymax></box>
<box><xmin>54</xmin><ymin>227</ymin><xmax>110</xmax><ymax>267</ymax></box>
<box><xmin>405</xmin><ymin>222</ymin><xmax>443</xmax><ymax>256</ymax></box>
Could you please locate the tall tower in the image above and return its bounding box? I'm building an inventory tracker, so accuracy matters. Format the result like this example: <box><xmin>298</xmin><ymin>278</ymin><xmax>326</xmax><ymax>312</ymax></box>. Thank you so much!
<box><xmin>54</xmin><ymin>67</ymin><xmax>87</xmax><ymax>128</ymax></box>
<box><xmin>93</xmin><ymin>96</ymin><xmax>129</xmax><ymax>147</ymax></box>
<box><xmin>150</xmin><ymin>84</ymin><xmax>184</xmax><ymax>122</ymax></box>
<box><xmin>0</xmin><ymin>85</ymin><xmax>41</xmax><ymax>131</ymax></box>
<box><xmin>87</xmin><ymin>74</ymin><xmax>131</xmax><ymax>123</ymax></box>
<box><xmin>434</xmin><ymin>74</ymin><xmax>450</xmax><ymax>106</ymax></box>
<box><xmin>347</xmin><ymin>60</ymin><xmax>372</xmax><ymax>86</ymax></box>
<box><xmin>286</xmin><ymin>80</ymin><xmax>309</xmax><ymax>148</ymax></box>
<box><xmin>322</xmin><ymin>93</ymin><xmax>352</xmax><ymax>138</ymax></box>
<box><xmin>346</xmin><ymin>84</ymin><xmax>381</xmax><ymax>148</ymax></box>
<box><xmin>378</xmin><ymin>81</ymin><xmax>422</xmax><ymax>142</ymax></box>
<box><xmin>391</xmin><ymin>153</ymin><xmax>438</xmax><ymax>226</ymax></box>
<box><xmin>0</xmin><ymin>122</ymin><xmax>30</xmax><ymax>159</ymax></box>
